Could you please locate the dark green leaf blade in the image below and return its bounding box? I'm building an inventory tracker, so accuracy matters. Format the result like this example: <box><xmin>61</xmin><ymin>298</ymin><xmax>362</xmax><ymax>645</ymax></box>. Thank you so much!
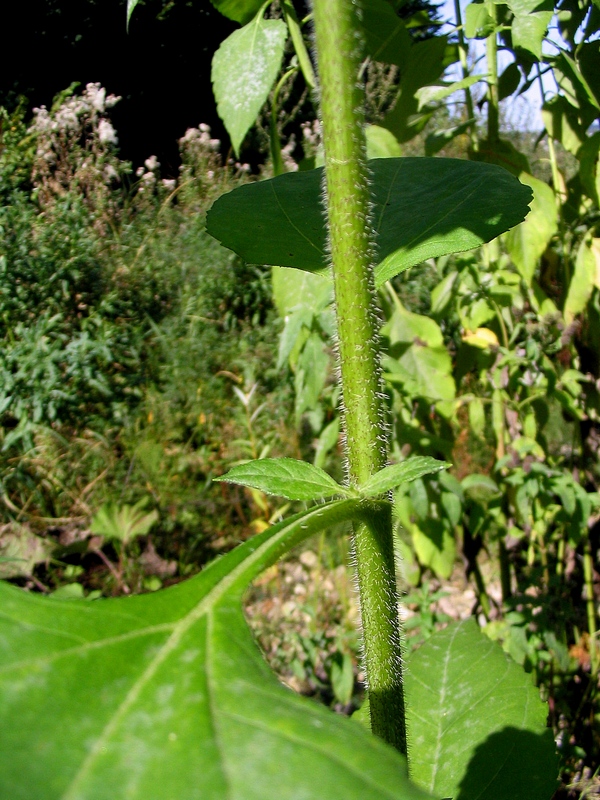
<box><xmin>206</xmin><ymin>158</ymin><xmax>533</xmax><ymax>286</ymax></box>
<box><xmin>0</xmin><ymin>501</ymin><xmax>434</xmax><ymax>800</ymax></box>
<box><xmin>209</xmin><ymin>0</ymin><xmax>265</xmax><ymax>25</ymax></box>
<box><xmin>406</xmin><ymin>619</ymin><xmax>559</xmax><ymax>800</ymax></box>
<box><xmin>360</xmin><ymin>457</ymin><xmax>450</xmax><ymax>497</ymax></box>
<box><xmin>215</xmin><ymin>457</ymin><xmax>350</xmax><ymax>500</ymax></box>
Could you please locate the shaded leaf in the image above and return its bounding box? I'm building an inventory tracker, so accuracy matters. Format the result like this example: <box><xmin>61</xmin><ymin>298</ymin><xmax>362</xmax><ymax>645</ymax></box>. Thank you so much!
<box><xmin>425</xmin><ymin>120</ymin><xmax>475</xmax><ymax>157</ymax></box>
<box><xmin>406</xmin><ymin>619</ymin><xmax>559</xmax><ymax>799</ymax></box>
<box><xmin>383</xmin><ymin>36</ymin><xmax>453</xmax><ymax>143</ymax></box>
<box><xmin>0</xmin><ymin>501</ymin><xmax>435</xmax><ymax>799</ymax></box>
<box><xmin>210</xmin><ymin>0</ymin><xmax>266</xmax><ymax>25</ymax></box>
<box><xmin>498</xmin><ymin>62</ymin><xmax>521</xmax><ymax>100</ymax></box>
<box><xmin>211</xmin><ymin>15</ymin><xmax>287</xmax><ymax>155</ymax></box>
<box><xmin>361</xmin><ymin>457</ymin><xmax>450</xmax><ymax>497</ymax></box>
<box><xmin>359</xmin><ymin>0</ymin><xmax>412</xmax><ymax>68</ymax></box>
<box><xmin>215</xmin><ymin>457</ymin><xmax>350</xmax><ymax>500</ymax></box>
<box><xmin>207</xmin><ymin>158</ymin><xmax>532</xmax><ymax>287</ymax></box>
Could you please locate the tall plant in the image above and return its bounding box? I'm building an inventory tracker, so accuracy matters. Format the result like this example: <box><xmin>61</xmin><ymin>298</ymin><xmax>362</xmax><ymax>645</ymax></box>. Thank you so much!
<box><xmin>0</xmin><ymin>1</ymin><xmax>560</xmax><ymax>798</ymax></box>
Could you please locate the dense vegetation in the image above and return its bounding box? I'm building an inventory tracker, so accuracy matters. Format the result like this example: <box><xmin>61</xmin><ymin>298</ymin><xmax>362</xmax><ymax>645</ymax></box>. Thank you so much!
<box><xmin>0</xmin><ymin>0</ymin><xmax>599</xmax><ymax>796</ymax></box>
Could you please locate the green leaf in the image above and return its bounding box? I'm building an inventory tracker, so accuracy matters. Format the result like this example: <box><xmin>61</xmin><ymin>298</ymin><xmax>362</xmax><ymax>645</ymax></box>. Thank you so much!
<box><xmin>214</xmin><ymin>457</ymin><xmax>351</xmax><ymax>500</ymax></box>
<box><xmin>90</xmin><ymin>499</ymin><xmax>159</xmax><ymax>545</ymax></box>
<box><xmin>411</xmin><ymin>518</ymin><xmax>456</xmax><ymax>578</ymax></box>
<box><xmin>462</xmin><ymin>473</ymin><xmax>500</xmax><ymax>501</ymax></box>
<box><xmin>564</xmin><ymin>236</ymin><xmax>600</xmax><ymax>323</ymax></box>
<box><xmin>498</xmin><ymin>62</ymin><xmax>521</xmax><ymax>101</ymax></box>
<box><xmin>365</xmin><ymin>125</ymin><xmax>403</xmax><ymax>159</ymax></box>
<box><xmin>360</xmin><ymin>457</ymin><xmax>450</xmax><ymax>497</ymax></box>
<box><xmin>505</xmin><ymin>172</ymin><xmax>557</xmax><ymax>285</ymax></box>
<box><xmin>272</xmin><ymin>266</ymin><xmax>333</xmax><ymax>318</ymax></box>
<box><xmin>211</xmin><ymin>13</ymin><xmax>287</xmax><ymax>156</ymax></box>
<box><xmin>126</xmin><ymin>0</ymin><xmax>140</xmax><ymax>28</ymax></box>
<box><xmin>359</xmin><ymin>0</ymin><xmax>412</xmax><ymax>68</ymax></box>
<box><xmin>465</xmin><ymin>2</ymin><xmax>495</xmax><ymax>39</ymax></box>
<box><xmin>383</xmin><ymin>36</ymin><xmax>453</xmax><ymax>143</ymax></box>
<box><xmin>415</xmin><ymin>76</ymin><xmax>483</xmax><ymax>111</ymax></box>
<box><xmin>0</xmin><ymin>523</ymin><xmax>54</xmax><ymax>579</ymax></box>
<box><xmin>542</xmin><ymin>96</ymin><xmax>587</xmax><ymax>156</ymax></box>
<box><xmin>0</xmin><ymin>501</ymin><xmax>435</xmax><ymax>799</ymax></box>
<box><xmin>406</xmin><ymin>619</ymin><xmax>559</xmax><ymax>799</ymax></box>
<box><xmin>207</xmin><ymin>159</ymin><xmax>532</xmax><ymax>287</ymax></box>
<box><xmin>425</xmin><ymin>120</ymin><xmax>475</xmax><ymax>157</ymax></box>
<box><xmin>468</xmin><ymin>397</ymin><xmax>486</xmax><ymax>439</ymax></box>
<box><xmin>383</xmin><ymin>301</ymin><xmax>456</xmax><ymax>403</ymax></box>
<box><xmin>209</xmin><ymin>0</ymin><xmax>266</xmax><ymax>25</ymax></box>
<box><xmin>506</xmin><ymin>0</ymin><xmax>553</xmax><ymax>60</ymax></box>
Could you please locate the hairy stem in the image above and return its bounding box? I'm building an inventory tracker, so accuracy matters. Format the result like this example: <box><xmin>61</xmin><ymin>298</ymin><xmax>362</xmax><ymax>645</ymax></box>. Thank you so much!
<box><xmin>312</xmin><ymin>0</ymin><xmax>407</xmax><ymax>754</ymax></box>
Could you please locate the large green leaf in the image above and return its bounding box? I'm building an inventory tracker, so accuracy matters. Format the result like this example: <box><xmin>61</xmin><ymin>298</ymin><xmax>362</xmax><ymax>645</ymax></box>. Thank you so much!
<box><xmin>206</xmin><ymin>159</ymin><xmax>532</xmax><ymax>287</ymax></box>
<box><xmin>0</xmin><ymin>501</ymin><xmax>434</xmax><ymax>800</ymax></box>
<box><xmin>406</xmin><ymin>619</ymin><xmax>559</xmax><ymax>800</ymax></box>
<box><xmin>211</xmin><ymin>13</ymin><xmax>287</xmax><ymax>156</ymax></box>
<box><xmin>505</xmin><ymin>172</ymin><xmax>557</xmax><ymax>285</ymax></box>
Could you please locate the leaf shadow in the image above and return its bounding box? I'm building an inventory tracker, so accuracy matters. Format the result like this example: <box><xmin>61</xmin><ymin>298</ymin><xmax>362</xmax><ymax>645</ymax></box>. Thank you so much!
<box><xmin>455</xmin><ymin>726</ymin><xmax>559</xmax><ymax>800</ymax></box>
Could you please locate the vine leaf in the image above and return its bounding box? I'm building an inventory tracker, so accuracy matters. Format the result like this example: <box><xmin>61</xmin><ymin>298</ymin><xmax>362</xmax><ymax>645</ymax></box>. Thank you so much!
<box><xmin>406</xmin><ymin>619</ymin><xmax>559</xmax><ymax>800</ymax></box>
<box><xmin>206</xmin><ymin>158</ymin><xmax>533</xmax><ymax>286</ymax></box>
<box><xmin>210</xmin><ymin>0</ymin><xmax>266</xmax><ymax>25</ymax></box>
<box><xmin>211</xmin><ymin>12</ymin><xmax>287</xmax><ymax>156</ymax></box>
<box><xmin>0</xmin><ymin>501</ymin><xmax>435</xmax><ymax>800</ymax></box>
<box><xmin>215</xmin><ymin>457</ymin><xmax>352</xmax><ymax>500</ymax></box>
<box><xmin>360</xmin><ymin>457</ymin><xmax>450</xmax><ymax>497</ymax></box>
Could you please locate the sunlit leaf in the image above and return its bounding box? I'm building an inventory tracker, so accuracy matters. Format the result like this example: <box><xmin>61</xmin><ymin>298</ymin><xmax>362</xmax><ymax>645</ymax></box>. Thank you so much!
<box><xmin>0</xmin><ymin>501</ymin><xmax>436</xmax><ymax>800</ymax></box>
<box><xmin>506</xmin><ymin>0</ymin><xmax>553</xmax><ymax>60</ymax></box>
<box><xmin>360</xmin><ymin>457</ymin><xmax>450</xmax><ymax>497</ymax></box>
<box><xmin>211</xmin><ymin>13</ymin><xmax>287</xmax><ymax>155</ymax></box>
<box><xmin>564</xmin><ymin>236</ymin><xmax>600</xmax><ymax>323</ymax></box>
<box><xmin>505</xmin><ymin>172</ymin><xmax>557</xmax><ymax>286</ymax></box>
<box><xmin>215</xmin><ymin>457</ymin><xmax>351</xmax><ymax>500</ymax></box>
<box><xmin>406</xmin><ymin>619</ymin><xmax>559</xmax><ymax>799</ymax></box>
<box><xmin>207</xmin><ymin>159</ymin><xmax>532</xmax><ymax>287</ymax></box>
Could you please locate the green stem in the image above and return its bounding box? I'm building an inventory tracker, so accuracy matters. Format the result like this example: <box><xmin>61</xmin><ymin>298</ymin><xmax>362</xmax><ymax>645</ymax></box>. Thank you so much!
<box><xmin>281</xmin><ymin>0</ymin><xmax>316</xmax><ymax>91</ymax></box>
<box><xmin>453</xmin><ymin>0</ymin><xmax>478</xmax><ymax>151</ymax></box>
<box><xmin>583</xmin><ymin>536</ymin><xmax>598</xmax><ymax>675</ymax></box>
<box><xmin>312</xmin><ymin>0</ymin><xmax>406</xmax><ymax>755</ymax></box>
<box><xmin>270</xmin><ymin>66</ymin><xmax>297</xmax><ymax>176</ymax></box>
<box><xmin>499</xmin><ymin>538</ymin><xmax>512</xmax><ymax>601</ymax></box>
<box><xmin>485</xmin><ymin>1</ymin><xmax>499</xmax><ymax>144</ymax></box>
<box><xmin>536</xmin><ymin>64</ymin><xmax>564</xmax><ymax>209</ymax></box>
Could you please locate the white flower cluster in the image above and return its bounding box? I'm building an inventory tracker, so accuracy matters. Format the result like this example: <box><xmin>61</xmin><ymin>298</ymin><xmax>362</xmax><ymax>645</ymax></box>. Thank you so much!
<box><xmin>30</xmin><ymin>83</ymin><xmax>121</xmax><ymax>139</ymax></box>
<box><xmin>178</xmin><ymin>123</ymin><xmax>221</xmax><ymax>152</ymax></box>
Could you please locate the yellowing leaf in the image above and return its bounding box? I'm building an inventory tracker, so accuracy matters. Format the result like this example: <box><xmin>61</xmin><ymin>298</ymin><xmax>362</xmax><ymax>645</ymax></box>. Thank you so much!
<box><xmin>462</xmin><ymin>327</ymin><xmax>499</xmax><ymax>349</ymax></box>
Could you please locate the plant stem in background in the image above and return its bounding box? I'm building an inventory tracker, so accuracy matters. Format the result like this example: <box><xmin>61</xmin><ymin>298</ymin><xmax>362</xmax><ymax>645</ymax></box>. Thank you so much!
<box><xmin>485</xmin><ymin>1</ymin><xmax>499</xmax><ymax>144</ymax></box>
<box><xmin>583</xmin><ymin>536</ymin><xmax>598</xmax><ymax>674</ymax></box>
<box><xmin>453</xmin><ymin>0</ymin><xmax>478</xmax><ymax>151</ymax></box>
<box><xmin>270</xmin><ymin>66</ymin><xmax>298</xmax><ymax>175</ymax></box>
<box><xmin>281</xmin><ymin>0</ymin><xmax>316</xmax><ymax>92</ymax></box>
<box><xmin>311</xmin><ymin>0</ymin><xmax>407</xmax><ymax>755</ymax></box>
